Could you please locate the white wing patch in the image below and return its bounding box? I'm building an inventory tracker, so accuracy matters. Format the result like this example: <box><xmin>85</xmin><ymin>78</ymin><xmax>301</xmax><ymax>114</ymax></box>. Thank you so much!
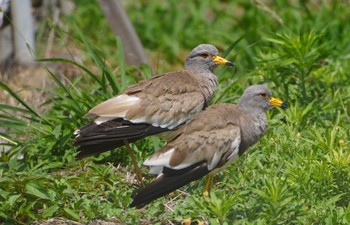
<box><xmin>85</xmin><ymin>92</ymin><xmax>203</xmax><ymax>129</ymax></box>
<box><xmin>129</xmin><ymin>116</ymin><xmax>147</xmax><ymax>124</ymax></box>
<box><xmin>143</xmin><ymin>147</ymin><xmax>175</xmax><ymax>167</ymax></box>
<box><xmin>148</xmin><ymin>113</ymin><xmax>193</xmax><ymax>129</ymax></box>
<box><xmin>148</xmin><ymin>166</ymin><xmax>163</xmax><ymax>175</ymax></box>
<box><xmin>110</xmin><ymin>94</ymin><xmax>140</xmax><ymax>104</ymax></box>
<box><xmin>73</xmin><ymin>129</ymin><xmax>80</xmax><ymax>136</ymax></box>
<box><xmin>166</xmin><ymin>115</ymin><xmax>192</xmax><ymax>129</ymax></box>
<box><xmin>210</xmin><ymin>136</ymin><xmax>241</xmax><ymax>174</ymax></box>
<box><xmin>208</xmin><ymin>151</ymin><xmax>222</xmax><ymax>171</ymax></box>
<box><xmin>144</xmin><ymin>147</ymin><xmax>181</xmax><ymax>176</ymax></box>
<box><xmin>227</xmin><ymin>137</ymin><xmax>241</xmax><ymax>161</ymax></box>
<box><xmin>206</xmin><ymin>136</ymin><xmax>240</xmax><ymax>171</ymax></box>
<box><xmin>86</xmin><ymin>94</ymin><xmax>140</xmax><ymax>124</ymax></box>
<box><xmin>94</xmin><ymin>116</ymin><xmax>124</xmax><ymax>125</ymax></box>
<box><xmin>142</xmin><ymin>100</ymin><xmax>202</xmax><ymax>129</ymax></box>
<box><xmin>144</xmin><ymin>125</ymin><xmax>242</xmax><ymax>176</ymax></box>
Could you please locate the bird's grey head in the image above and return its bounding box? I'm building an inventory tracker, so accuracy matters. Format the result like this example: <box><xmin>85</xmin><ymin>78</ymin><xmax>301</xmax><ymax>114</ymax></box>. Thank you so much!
<box><xmin>185</xmin><ymin>44</ymin><xmax>234</xmax><ymax>72</ymax></box>
<box><xmin>238</xmin><ymin>85</ymin><xmax>287</xmax><ymax>112</ymax></box>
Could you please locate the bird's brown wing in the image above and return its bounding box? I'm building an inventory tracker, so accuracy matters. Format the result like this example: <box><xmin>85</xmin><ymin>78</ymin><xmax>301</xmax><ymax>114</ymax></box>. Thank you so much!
<box><xmin>130</xmin><ymin>104</ymin><xmax>242</xmax><ymax>208</ymax></box>
<box><xmin>85</xmin><ymin>70</ymin><xmax>211</xmax><ymax>129</ymax></box>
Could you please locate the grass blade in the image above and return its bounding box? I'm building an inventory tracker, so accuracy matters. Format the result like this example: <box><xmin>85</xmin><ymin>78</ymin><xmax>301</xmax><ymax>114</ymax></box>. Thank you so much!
<box><xmin>0</xmin><ymin>82</ymin><xmax>51</xmax><ymax>125</ymax></box>
<box><xmin>36</xmin><ymin>57</ymin><xmax>102</xmax><ymax>84</ymax></box>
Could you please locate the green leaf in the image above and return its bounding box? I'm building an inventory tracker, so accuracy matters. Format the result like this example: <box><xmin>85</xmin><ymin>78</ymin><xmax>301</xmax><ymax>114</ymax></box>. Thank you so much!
<box><xmin>25</xmin><ymin>182</ymin><xmax>51</xmax><ymax>200</ymax></box>
<box><xmin>53</xmin><ymin>124</ymin><xmax>62</xmax><ymax>139</ymax></box>
<box><xmin>324</xmin><ymin>194</ymin><xmax>344</xmax><ymax>207</ymax></box>
<box><xmin>24</xmin><ymin>201</ymin><xmax>38</xmax><ymax>220</ymax></box>
<box><xmin>7</xmin><ymin>194</ymin><xmax>21</xmax><ymax>206</ymax></box>
<box><xmin>64</xmin><ymin>207</ymin><xmax>80</xmax><ymax>220</ymax></box>
<box><xmin>0</xmin><ymin>211</ymin><xmax>8</xmax><ymax>219</ymax></box>
<box><xmin>209</xmin><ymin>218</ymin><xmax>220</xmax><ymax>225</ymax></box>
<box><xmin>73</xmin><ymin>23</ymin><xmax>120</xmax><ymax>94</ymax></box>
<box><xmin>42</xmin><ymin>204</ymin><xmax>60</xmax><ymax>218</ymax></box>
<box><xmin>36</xmin><ymin>57</ymin><xmax>102</xmax><ymax>84</ymax></box>
<box><xmin>0</xmin><ymin>104</ymin><xmax>31</xmax><ymax>113</ymax></box>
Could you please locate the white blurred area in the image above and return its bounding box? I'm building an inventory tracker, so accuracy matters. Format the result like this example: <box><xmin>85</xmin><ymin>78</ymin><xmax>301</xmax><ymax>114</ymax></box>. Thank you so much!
<box><xmin>0</xmin><ymin>0</ymin><xmax>10</xmax><ymax>26</ymax></box>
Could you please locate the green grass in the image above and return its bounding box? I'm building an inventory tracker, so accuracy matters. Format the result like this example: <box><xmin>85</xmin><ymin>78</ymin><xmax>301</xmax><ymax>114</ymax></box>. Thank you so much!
<box><xmin>1</xmin><ymin>0</ymin><xmax>350</xmax><ymax>224</ymax></box>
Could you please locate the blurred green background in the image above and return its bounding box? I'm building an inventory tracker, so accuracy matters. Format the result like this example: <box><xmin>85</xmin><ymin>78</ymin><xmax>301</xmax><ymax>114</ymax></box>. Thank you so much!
<box><xmin>1</xmin><ymin>0</ymin><xmax>350</xmax><ymax>224</ymax></box>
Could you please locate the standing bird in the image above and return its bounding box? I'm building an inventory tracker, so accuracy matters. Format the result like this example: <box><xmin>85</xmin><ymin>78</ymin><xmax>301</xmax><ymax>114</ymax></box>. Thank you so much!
<box><xmin>130</xmin><ymin>85</ymin><xmax>288</xmax><ymax>208</ymax></box>
<box><xmin>74</xmin><ymin>44</ymin><xmax>234</xmax><ymax>184</ymax></box>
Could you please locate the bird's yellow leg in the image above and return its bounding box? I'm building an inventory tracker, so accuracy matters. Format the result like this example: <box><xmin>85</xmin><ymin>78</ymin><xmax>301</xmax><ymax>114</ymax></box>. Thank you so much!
<box><xmin>124</xmin><ymin>140</ymin><xmax>144</xmax><ymax>187</ymax></box>
<box><xmin>203</xmin><ymin>174</ymin><xmax>214</xmax><ymax>198</ymax></box>
<box><xmin>182</xmin><ymin>218</ymin><xmax>191</xmax><ymax>225</ymax></box>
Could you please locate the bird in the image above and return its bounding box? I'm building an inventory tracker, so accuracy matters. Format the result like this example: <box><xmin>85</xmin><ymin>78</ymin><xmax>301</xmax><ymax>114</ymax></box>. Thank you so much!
<box><xmin>73</xmin><ymin>44</ymin><xmax>235</xmax><ymax>184</ymax></box>
<box><xmin>129</xmin><ymin>84</ymin><xmax>288</xmax><ymax>208</ymax></box>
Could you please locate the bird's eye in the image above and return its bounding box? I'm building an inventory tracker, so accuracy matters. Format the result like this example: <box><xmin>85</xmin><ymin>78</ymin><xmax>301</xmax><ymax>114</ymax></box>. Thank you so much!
<box><xmin>259</xmin><ymin>93</ymin><xmax>267</xmax><ymax>98</ymax></box>
<box><xmin>201</xmin><ymin>53</ymin><xmax>210</xmax><ymax>58</ymax></box>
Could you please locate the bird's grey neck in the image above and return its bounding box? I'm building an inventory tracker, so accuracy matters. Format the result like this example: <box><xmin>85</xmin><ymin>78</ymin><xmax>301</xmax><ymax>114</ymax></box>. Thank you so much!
<box><xmin>238</xmin><ymin>104</ymin><xmax>265</xmax><ymax>115</ymax></box>
<box><xmin>204</xmin><ymin>77</ymin><xmax>218</xmax><ymax>103</ymax></box>
<box><xmin>238</xmin><ymin>107</ymin><xmax>267</xmax><ymax>155</ymax></box>
<box><xmin>195</xmin><ymin>70</ymin><xmax>218</xmax><ymax>103</ymax></box>
<box><xmin>185</xmin><ymin>64</ymin><xmax>215</xmax><ymax>73</ymax></box>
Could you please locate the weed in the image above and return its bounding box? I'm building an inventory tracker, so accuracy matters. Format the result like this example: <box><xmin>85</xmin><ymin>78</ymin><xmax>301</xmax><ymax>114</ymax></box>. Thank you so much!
<box><xmin>1</xmin><ymin>0</ymin><xmax>350</xmax><ymax>224</ymax></box>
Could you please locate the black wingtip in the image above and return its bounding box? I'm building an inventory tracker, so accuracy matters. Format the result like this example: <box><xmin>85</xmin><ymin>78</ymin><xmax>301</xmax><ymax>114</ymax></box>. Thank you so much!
<box><xmin>129</xmin><ymin>161</ymin><xmax>210</xmax><ymax>209</ymax></box>
<box><xmin>74</xmin><ymin>119</ymin><xmax>169</xmax><ymax>159</ymax></box>
<box><xmin>129</xmin><ymin>198</ymin><xmax>146</xmax><ymax>209</ymax></box>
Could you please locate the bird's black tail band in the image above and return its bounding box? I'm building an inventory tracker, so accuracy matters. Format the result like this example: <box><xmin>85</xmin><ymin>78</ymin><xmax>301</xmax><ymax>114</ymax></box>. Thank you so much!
<box><xmin>130</xmin><ymin>161</ymin><xmax>209</xmax><ymax>208</ymax></box>
<box><xmin>74</xmin><ymin>118</ymin><xmax>169</xmax><ymax>159</ymax></box>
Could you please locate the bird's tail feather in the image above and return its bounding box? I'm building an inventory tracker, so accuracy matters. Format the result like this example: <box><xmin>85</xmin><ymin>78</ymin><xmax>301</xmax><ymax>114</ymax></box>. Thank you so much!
<box><xmin>130</xmin><ymin>161</ymin><xmax>209</xmax><ymax>208</ymax></box>
<box><xmin>74</xmin><ymin>119</ymin><xmax>168</xmax><ymax>159</ymax></box>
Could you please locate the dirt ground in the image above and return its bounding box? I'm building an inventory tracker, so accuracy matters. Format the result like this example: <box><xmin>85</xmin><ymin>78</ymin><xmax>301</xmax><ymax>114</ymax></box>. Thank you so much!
<box><xmin>30</xmin><ymin>217</ymin><xmax>126</xmax><ymax>225</ymax></box>
<box><xmin>0</xmin><ymin>64</ymin><xmax>52</xmax><ymax>107</ymax></box>
<box><xmin>0</xmin><ymin>53</ymin><xmax>82</xmax><ymax>108</ymax></box>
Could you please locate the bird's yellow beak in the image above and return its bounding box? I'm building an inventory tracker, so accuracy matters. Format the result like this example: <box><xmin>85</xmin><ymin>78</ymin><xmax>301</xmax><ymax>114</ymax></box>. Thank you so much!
<box><xmin>269</xmin><ymin>97</ymin><xmax>288</xmax><ymax>108</ymax></box>
<box><xmin>212</xmin><ymin>55</ymin><xmax>235</xmax><ymax>66</ymax></box>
